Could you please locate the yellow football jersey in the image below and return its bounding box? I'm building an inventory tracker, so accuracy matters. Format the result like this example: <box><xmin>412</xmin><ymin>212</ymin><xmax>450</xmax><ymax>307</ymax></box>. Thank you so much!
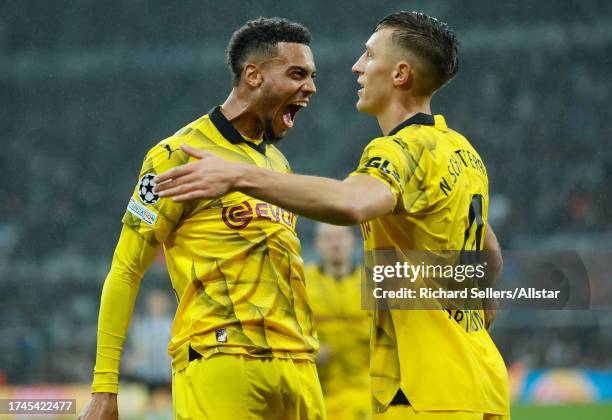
<box><xmin>305</xmin><ymin>264</ymin><xmax>370</xmax><ymax>393</ymax></box>
<box><xmin>350</xmin><ymin>114</ymin><xmax>509</xmax><ymax>415</ymax></box>
<box><xmin>123</xmin><ymin>106</ymin><xmax>319</xmax><ymax>372</ymax></box>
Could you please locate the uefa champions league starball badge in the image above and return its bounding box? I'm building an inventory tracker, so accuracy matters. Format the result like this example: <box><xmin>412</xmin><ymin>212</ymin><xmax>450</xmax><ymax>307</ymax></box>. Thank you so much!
<box><xmin>138</xmin><ymin>173</ymin><xmax>160</xmax><ymax>204</ymax></box>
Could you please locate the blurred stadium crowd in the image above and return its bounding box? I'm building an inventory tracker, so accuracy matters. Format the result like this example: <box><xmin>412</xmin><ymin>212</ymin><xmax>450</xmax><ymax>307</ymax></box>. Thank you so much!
<box><xmin>0</xmin><ymin>0</ymin><xmax>610</xmax><ymax>406</ymax></box>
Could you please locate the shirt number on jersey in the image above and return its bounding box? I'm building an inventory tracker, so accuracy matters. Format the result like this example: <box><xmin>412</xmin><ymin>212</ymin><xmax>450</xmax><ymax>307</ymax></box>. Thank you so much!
<box><xmin>460</xmin><ymin>194</ymin><xmax>484</xmax><ymax>265</ymax></box>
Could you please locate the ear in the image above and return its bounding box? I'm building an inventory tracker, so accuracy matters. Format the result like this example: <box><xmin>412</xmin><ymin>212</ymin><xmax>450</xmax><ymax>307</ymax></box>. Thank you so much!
<box><xmin>243</xmin><ymin>63</ymin><xmax>263</xmax><ymax>88</ymax></box>
<box><xmin>392</xmin><ymin>61</ymin><xmax>412</xmax><ymax>88</ymax></box>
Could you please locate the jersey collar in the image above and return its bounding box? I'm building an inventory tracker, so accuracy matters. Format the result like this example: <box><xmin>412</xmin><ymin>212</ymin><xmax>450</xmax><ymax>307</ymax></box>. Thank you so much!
<box><xmin>387</xmin><ymin>112</ymin><xmax>435</xmax><ymax>136</ymax></box>
<box><xmin>209</xmin><ymin>106</ymin><xmax>266</xmax><ymax>154</ymax></box>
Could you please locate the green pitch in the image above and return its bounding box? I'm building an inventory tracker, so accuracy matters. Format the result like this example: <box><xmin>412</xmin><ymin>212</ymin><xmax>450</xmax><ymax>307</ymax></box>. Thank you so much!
<box><xmin>511</xmin><ymin>403</ymin><xmax>612</xmax><ymax>419</ymax></box>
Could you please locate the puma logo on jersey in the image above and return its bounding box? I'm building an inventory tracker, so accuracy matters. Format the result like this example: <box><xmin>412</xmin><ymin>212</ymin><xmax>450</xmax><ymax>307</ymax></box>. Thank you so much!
<box><xmin>163</xmin><ymin>144</ymin><xmax>180</xmax><ymax>159</ymax></box>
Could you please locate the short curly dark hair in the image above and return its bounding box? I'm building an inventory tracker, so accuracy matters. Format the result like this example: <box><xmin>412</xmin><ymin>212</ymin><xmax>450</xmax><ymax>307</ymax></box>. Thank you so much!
<box><xmin>375</xmin><ymin>11</ymin><xmax>459</xmax><ymax>94</ymax></box>
<box><xmin>226</xmin><ymin>17</ymin><xmax>311</xmax><ymax>86</ymax></box>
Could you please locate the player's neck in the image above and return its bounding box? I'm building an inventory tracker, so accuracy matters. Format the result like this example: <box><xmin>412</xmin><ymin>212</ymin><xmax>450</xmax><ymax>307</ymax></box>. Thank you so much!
<box><xmin>220</xmin><ymin>90</ymin><xmax>265</xmax><ymax>140</ymax></box>
<box><xmin>322</xmin><ymin>260</ymin><xmax>352</xmax><ymax>280</ymax></box>
<box><xmin>377</xmin><ymin>96</ymin><xmax>432</xmax><ymax>135</ymax></box>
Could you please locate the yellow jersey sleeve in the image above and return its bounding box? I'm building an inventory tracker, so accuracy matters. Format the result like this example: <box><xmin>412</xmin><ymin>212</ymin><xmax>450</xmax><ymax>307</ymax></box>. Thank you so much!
<box><xmin>122</xmin><ymin>140</ymin><xmax>193</xmax><ymax>246</ymax></box>
<box><xmin>92</xmin><ymin>140</ymin><xmax>192</xmax><ymax>393</ymax></box>
<box><xmin>349</xmin><ymin>137</ymin><xmax>425</xmax><ymax>211</ymax></box>
<box><xmin>91</xmin><ymin>226</ymin><xmax>158</xmax><ymax>393</ymax></box>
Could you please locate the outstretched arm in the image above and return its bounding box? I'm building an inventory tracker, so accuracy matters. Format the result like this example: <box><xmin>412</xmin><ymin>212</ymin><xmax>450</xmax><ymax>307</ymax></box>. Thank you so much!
<box><xmin>237</xmin><ymin>170</ymin><xmax>394</xmax><ymax>225</ymax></box>
<box><xmin>154</xmin><ymin>144</ymin><xmax>395</xmax><ymax>225</ymax></box>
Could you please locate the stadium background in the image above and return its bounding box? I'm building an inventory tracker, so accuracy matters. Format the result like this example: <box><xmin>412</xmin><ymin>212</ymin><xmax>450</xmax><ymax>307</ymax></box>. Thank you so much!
<box><xmin>1</xmin><ymin>0</ymin><xmax>611</xmax><ymax>418</ymax></box>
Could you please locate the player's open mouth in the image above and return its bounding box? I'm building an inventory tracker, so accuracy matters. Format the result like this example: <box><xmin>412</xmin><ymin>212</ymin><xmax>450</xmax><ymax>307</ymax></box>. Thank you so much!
<box><xmin>281</xmin><ymin>101</ymin><xmax>307</xmax><ymax>129</ymax></box>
